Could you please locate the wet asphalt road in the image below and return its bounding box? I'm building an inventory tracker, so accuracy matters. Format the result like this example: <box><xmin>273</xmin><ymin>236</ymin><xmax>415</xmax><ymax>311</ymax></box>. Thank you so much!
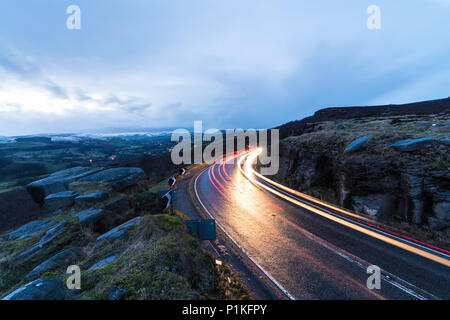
<box><xmin>192</xmin><ymin>155</ymin><xmax>450</xmax><ymax>300</ymax></box>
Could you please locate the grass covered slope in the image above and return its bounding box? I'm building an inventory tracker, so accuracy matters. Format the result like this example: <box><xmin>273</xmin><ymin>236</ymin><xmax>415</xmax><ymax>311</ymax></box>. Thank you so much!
<box><xmin>0</xmin><ymin>212</ymin><xmax>250</xmax><ymax>300</ymax></box>
<box><xmin>0</xmin><ymin>165</ymin><xmax>251</xmax><ymax>300</ymax></box>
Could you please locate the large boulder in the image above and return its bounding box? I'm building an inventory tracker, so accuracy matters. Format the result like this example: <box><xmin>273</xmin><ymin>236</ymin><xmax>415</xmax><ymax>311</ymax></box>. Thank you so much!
<box><xmin>44</xmin><ymin>191</ymin><xmax>78</xmax><ymax>212</ymax></box>
<box><xmin>25</xmin><ymin>247</ymin><xmax>85</xmax><ymax>281</ymax></box>
<box><xmin>344</xmin><ymin>136</ymin><xmax>372</xmax><ymax>153</ymax></box>
<box><xmin>27</xmin><ymin>167</ymin><xmax>103</xmax><ymax>203</ymax></box>
<box><xmin>14</xmin><ymin>221</ymin><xmax>67</xmax><ymax>264</ymax></box>
<box><xmin>78</xmin><ymin>168</ymin><xmax>146</xmax><ymax>191</ymax></box>
<box><xmin>72</xmin><ymin>208</ymin><xmax>104</xmax><ymax>226</ymax></box>
<box><xmin>7</xmin><ymin>219</ymin><xmax>57</xmax><ymax>241</ymax></box>
<box><xmin>74</xmin><ymin>192</ymin><xmax>109</xmax><ymax>207</ymax></box>
<box><xmin>2</xmin><ymin>278</ymin><xmax>66</xmax><ymax>300</ymax></box>
<box><xmin>391</xmin><ymin>138</ymin><xmax>435</xmax><ymax>152</ymax></box>
<box><xmin>95</xmin><ymin>217</ymin><xmax>141</xmax><ymax>243</ymax></box>
<box><xmin>88</xmin><ymin>253</ymin><xmax>120</xmax><ymax>270</ymax></box>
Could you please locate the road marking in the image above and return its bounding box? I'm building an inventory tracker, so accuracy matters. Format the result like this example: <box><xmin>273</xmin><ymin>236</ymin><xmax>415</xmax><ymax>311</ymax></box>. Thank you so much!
<box><xmin>194</xmin><ymin>166</ymin><xmax>296</xmax><ymax>300</ymax></box>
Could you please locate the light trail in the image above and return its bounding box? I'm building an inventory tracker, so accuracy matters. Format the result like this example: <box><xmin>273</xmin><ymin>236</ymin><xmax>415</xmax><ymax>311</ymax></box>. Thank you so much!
<box><xmin>239</xmin><ymin>149</ymin><xmax>450</xmax><ymax>268</ymax></box>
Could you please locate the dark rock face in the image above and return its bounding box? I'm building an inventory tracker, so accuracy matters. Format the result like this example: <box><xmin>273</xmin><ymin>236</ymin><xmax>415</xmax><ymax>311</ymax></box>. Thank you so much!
<box><xmin>25</xmin><ymin>247</ymin><xmax>85</xmax><ymax>281</ymax></box>
<box><xmin>88</xmin><ymin>253</ymin><xmax>120</xmax><ymax>270</ymax></box>
<box><xmin>72</xmin><ymin>208</ymin><xmax>104</xmax><ymax>226</ymax></box>
<box><xmin>78</xmin><ymin>168</ymin><xmax>146</xmax><ymax>191</ymax></box>
<box><xmin>74</xmin><ymin>192</ymin><xmax>109</xmax><ymax>207</ymax></box>
<box><xmin>134</xmin><ymin>191</ymin><xmax>161</xmax><ymax>214</ymax></box>
<box><xmin>26</xmin><ymin>167</ymin><xmax>103</xmax><ymax>203</ymax></box>
<box><xmin>105</xmin><ymin>197</ymin><xmax>131</xmax><ymax>213</ymax></box>
<box><xmin>14</xmin><ymin>221</ymin><xmax>67</xmax><ymax>264</ymax></box>
<box><xmin>44</xmin><ymin>191</ymin><xmax>78</xmax><ymax>212</ymax></box>
<box><xmin>351</xmin><ymin>194</ymin><xmax>396</xmax><ymax>220</ymax></box>
<box><xmin>274</xmin><ymin>138</ymin><xmax>449</xmax><ymax>227</ymax></box>
<box><xmin>0</xmin><ymin>187</ymin><xmax>42</xmax><ymax>233</ymax></box>
<box><xmin>2</xmin><ymin>278</ymin><xmax>66</xmax><ymax>300</ymax></box>
<box><xmin>95</xmin><ymin>217</ymin><xmax>141</xmax><ymax>243</ymax></box>
<box><xmin>7</xmin><ymin>219</ymin><xmax>58</xmax><ymax>241</ymax></box>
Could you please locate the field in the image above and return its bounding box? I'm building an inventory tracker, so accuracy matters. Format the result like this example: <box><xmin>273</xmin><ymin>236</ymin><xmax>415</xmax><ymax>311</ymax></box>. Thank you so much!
<box><xmin>0</xmin><ymin>134</ymin><xmax>176</xmax><ymax>193</ymax></box>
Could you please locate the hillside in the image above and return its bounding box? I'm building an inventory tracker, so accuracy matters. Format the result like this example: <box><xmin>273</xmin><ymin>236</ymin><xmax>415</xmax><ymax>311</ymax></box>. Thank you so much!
<box><xmin>0</xmin><ymin>166</ymin><xmax>250</xmax><ymax>300</ymax></box>
<box><xmin>276</xmin><ymin>97</ymin><xmax>450</xmax><ymax>139</ymax></box>
<box><xmin>271</xmin><ymin>98</ymin><xmax>450</xmax><ymax>246</ymax></box>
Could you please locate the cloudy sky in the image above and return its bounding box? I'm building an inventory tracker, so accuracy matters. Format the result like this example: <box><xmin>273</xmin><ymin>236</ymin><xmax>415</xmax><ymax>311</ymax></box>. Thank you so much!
<box><xmin>0</xmin><ymin>0</ymin><xmax>449</xmax><ymax>136</ymax></box>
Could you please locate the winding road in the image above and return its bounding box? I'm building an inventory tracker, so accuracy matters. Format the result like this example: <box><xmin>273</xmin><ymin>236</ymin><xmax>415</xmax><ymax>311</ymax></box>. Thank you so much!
<box><xmin>191</xmin><ymin>149</ymin><xmax>450</xmax><ymax>300</ymax></box>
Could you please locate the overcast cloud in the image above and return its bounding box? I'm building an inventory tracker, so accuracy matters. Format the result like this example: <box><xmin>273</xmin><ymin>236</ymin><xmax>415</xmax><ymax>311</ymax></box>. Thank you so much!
<box><xmin>0</xmin><ymin>0</ymin><xmax>449</xmax><ymax>135</ymax></box>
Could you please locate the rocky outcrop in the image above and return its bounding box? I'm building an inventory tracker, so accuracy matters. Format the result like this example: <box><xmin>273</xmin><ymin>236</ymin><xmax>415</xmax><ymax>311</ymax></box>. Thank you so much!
<box><xmin>88</xmin><ymin>253</ymin><xmax>120</xmax><ymax>270</ymax></box>
<box><xmin>74</xmin><ymin>192</ymin><xmax>109</xmax><ymax>207</ymax></box>
<box><xmin>72</xmin><ymin>208</ymin><xmax>104</xmax><ymax>227</ymax></box>
<box><xmin>2</xmin><ymin>278</ymin><xmax>66</xmax><ymax>300</ymax></box>
<box><xmin>7</xmin><ymin>219</ymin><xmax>57</xmax><ymax>241</ymax></box>
<box><xmin>14</xmin><ymin>221</ymin><xmax>67</xmax><ymax>264</ymax></box>
<box><xmin>391</xmin><ymin>138</ymin><xmax>435</xmax><ymax>152</ymax></box>
<box><xmin>25</xmin><ymin>247</ymin><xmax>85</xmax><ymax>281</ymax></box>
<box><xmin>78</xmin><ymin>168</ymin><xmax>146</xmax><ymax>191</ymax></box>
<box><xmin>44</xmin><ymin>191</ymin><xmax>78</xmax><ymax>212</ymax></box>
<box><xmin>26</xmin><ymin>167</ymin><xmax>145</xmax><ymax>206</ymax></box>
<box><xmin>27</xmin><ymin>167</ymin><xmax>103</xmax><ymax>203</ymax></box>
<box><xmin>344</xmin><ymin>136</ymin><xmax>372</xmax><ymax>153</ymax></box>
<box><xmin>274</xmin><ymin>113</ymin><xmax>449</xmax><ymax>230</ymax></box>
<box><xmin>95</xmin><ymin>217</ymin><xmax>141</xmax><ymax>243</ymax></box>
<box><xmin>0</xmin><ymin>161</ymin><xmax>233</xmax><ymax>301</ymax></box>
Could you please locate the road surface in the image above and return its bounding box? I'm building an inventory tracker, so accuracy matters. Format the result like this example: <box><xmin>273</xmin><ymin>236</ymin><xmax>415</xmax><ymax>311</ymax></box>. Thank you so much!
<box><xmin>191</xmin><ymin>149</ymin><xmax>450</xmax><ymax>300</ymax></box>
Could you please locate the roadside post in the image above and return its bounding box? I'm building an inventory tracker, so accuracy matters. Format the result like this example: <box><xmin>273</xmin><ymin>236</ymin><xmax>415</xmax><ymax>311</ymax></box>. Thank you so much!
<box><xmin>184</xmin><ymin>219</ymin><xmax>216</xmax><ymax>240</ymax></box>
<box><xmin>158</xmin><ymin>189</ymin><xmax>177</xmax><ymax>215</ymax></box>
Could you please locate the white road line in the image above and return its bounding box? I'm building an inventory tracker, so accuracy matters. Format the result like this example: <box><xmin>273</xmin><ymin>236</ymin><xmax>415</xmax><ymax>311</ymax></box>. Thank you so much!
<box><xmin>262</xmin><ymin>179</ymin><xmax>450</xmax><ymax>260</ymax></box>
<box><xmin>194</xmin><ymin>166</ymin><xmax>296</xmax><ymax>300</ymax></box>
